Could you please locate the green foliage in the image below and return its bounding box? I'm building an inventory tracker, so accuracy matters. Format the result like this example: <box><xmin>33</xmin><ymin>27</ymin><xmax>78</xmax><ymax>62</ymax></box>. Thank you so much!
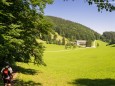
<box><xmin>46</xmin><ymin>16</ymin><xmax>101</xmax><ymax>42</ymax></box>
<box><xmin>102</xmin><ymin>31</ymin><xmax>115</xmax><ymax>45</ymax></box>
<box><xmin>58</xmin><ymin>39</ymin><xmax>61</xmax><ymax>45</ymax></box>
<box><xmin>0</xmin><ymin>0</ymin><xmax>53</xmax><ymax>65</ymax></box>
<box><xmin>86</xmin><ymin>40</ymin><xmax>92</xmax><ymax>47</ymax></box>
<box><xmin>96</xmin><ymin>42</ymin><xmax>99</xmax><ymax>47</ymax></box>
<box><xmin>86</xmin><ymin>0</ymin><xmax>115</xmax><ymax>12</ymax></box>
<box><xmin>65</xmin><ymin>0</ymin><xmax>115</xmax><ymax>12</ymax></box>
<box><xmin>65</xmin><ymin>42</ymin><xmax>73</xmax><ymax>49</ymax></box>
<box><xmin>62</xmin><ymin>37</ymin><xmax>66</xmax><ymax>45</ymax></box>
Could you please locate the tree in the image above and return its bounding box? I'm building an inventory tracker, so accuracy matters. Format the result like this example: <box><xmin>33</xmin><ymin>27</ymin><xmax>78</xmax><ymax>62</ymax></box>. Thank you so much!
<box><xmin>64</xmin><ymin>0</ymin><xmax>115</xmax><ymax>12</ymax></box>
<box><xmin>62</xmin><ymin>37</ymin><xmax>66</xmax><ymax>45</ymax></box>
<box><xmin>0</xmin><ymin>0</ymin><xmax>53</xmax><ymax>66</ymax></box>
<box><xmin>58</xmin><ymin>39</ymin><xmax>62</xmax><ymax>45</ymax></box>
<box><xmin>86</xmin><ymin>40</ymin><xmax>92</xmax><ymax>47</ymax></box>
<box><xmin>102</xmin><ymin>31</ymin><xmax>115</xmax><ymax>45</ymax></box>
<box><xmin>52</xmin><ymin>34</ymin><xmax>57</xmax><ymax>44</ymax></box>
<box><xmin>97</xmin><ymin>43</ymin><xmax>99</xmax><ymax>47</ymax></box>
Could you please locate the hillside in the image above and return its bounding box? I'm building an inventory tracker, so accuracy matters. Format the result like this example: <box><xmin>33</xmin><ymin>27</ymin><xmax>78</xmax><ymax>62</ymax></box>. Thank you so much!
<box><xmin>46</xmin><ymin>16</ymin><xmax>101</xmax><ymax>41</ymax></box>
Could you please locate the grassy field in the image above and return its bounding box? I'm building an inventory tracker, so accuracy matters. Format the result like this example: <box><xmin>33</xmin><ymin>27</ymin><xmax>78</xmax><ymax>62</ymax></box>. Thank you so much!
<box><xmin>14</xmin><ymin>40</ymin><xmax>115</xmax><ymax>86</ymax></box>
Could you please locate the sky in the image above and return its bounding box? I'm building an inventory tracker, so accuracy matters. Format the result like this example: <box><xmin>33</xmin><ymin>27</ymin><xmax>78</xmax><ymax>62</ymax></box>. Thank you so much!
<box><xmin>44</xmin><ymin>0</ymin><xmax>115</xmax><ymax>34</ymax></box>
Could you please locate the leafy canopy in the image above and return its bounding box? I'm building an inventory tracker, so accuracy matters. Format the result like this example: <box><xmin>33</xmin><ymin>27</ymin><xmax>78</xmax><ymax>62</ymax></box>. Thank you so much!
<box><xmin>64</xmin><ymin>0</ymin><xmax>115</xmax><ymax>12</ymax></box>
<box><xmin>0</xmin><ymin>0</ymin><xmax>53</xmax><ymax>65</ymax></box>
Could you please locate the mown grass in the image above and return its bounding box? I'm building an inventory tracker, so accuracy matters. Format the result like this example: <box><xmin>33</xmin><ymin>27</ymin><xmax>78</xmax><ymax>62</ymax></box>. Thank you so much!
<box><xmin>13</xmin><ymin>40</ymin><xmax>115</xmax><ymax>86</ymax></box>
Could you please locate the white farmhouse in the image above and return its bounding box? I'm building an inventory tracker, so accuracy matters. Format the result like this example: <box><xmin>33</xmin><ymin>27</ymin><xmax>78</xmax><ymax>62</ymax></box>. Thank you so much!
<box><xmin>76</xmin><ymin>40</ymin><xmax>87</xmax><ymax>47</ymax></box>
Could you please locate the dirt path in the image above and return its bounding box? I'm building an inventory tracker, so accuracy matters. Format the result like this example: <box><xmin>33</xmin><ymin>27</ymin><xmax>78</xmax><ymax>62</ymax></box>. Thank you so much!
<box><xmin>45</xmin><ymin>48</ymin><xmax>86</xmax><ymax>52</ymax></box>
<box><xmin>11</xmin><ymin>72</ymin><xmax>18</xmax><ymax>86</ymax></box>
<box><xmin>12</xmin><ymin>72</ymin><xmax>18</xmax><ymax>80</ymax></box>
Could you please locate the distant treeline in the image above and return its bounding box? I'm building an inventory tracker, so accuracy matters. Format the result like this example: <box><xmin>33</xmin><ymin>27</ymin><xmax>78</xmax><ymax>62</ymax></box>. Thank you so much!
<box><xmin>102</xmin><ymin>31</ymin><xmax>115</xmax><ymax>45</ymax></box>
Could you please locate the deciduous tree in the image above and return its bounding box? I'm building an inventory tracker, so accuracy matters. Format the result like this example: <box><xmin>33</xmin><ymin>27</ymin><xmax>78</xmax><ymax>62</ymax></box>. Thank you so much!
<box><xmin>64</xmin><ymin>0</ymin><xmax>115</xmax><ymax>12</ymax></box>
<box><xmin>0</xmin><ymin>0</ymin><xmax>53</xmax><ymax>66</ymax></box>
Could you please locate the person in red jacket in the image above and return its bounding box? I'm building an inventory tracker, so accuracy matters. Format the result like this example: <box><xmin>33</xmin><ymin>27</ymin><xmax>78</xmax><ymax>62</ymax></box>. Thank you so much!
<box><xmin>1</xmin><ymin>62</ymin><xmax>13</xmax><ymax>86</ymax></box>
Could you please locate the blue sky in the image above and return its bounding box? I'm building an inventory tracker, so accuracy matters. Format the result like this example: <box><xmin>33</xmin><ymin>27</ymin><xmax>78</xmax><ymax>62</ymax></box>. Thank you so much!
<box><xmin>44</xmin><ymin>0</ymin><xmax>115</xmax><ymax>34</ymax></box>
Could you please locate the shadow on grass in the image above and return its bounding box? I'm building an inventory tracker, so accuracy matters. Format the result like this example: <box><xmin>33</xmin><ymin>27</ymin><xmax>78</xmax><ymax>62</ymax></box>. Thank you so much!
<box><xmin>13</xmin><ymin>79</ymin><xmax>42</xmax><ymax>86</ymax></box>
<box><xmin>12</xmin><ymin>66</ymin><xmax>41</xmax><ymax>75</ymax></box>
<box><xmin>0</xmin><ymin>78</ymin><xmax>4</xmax><ymax>86</ymax></box>
<box><xmin>0</xmin><ymin>68</ymin><xmax>42</xmax><ymax>86</ymax></box>
<box><xmin>111</xmin><ymin>45</ymin><xmax>115</xmax><ymax>47</ymax></box>
<box><xmin>0</xmin><ymin>65</ymin><xmax>43</xmax><ymax>85</ymax></box>
<box><xmin>69</xmin><ymin>78</ymin><xmax>115</xmax><ymax>86</ymax></box>
<box><xmin>1</xmin><ymin>65</ymin><xmax>39</xmax><ymax>75</ymax></box>
<box><xmin>0</xmin><ymin>79</ymin><xmax>42</xmax><ymax>86</ymax></box>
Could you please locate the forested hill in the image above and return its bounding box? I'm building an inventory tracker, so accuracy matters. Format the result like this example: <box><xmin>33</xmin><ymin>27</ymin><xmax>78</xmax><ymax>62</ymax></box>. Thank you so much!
<box><xmin>102</xmin><ymin>31</ymin><xmax>115</xmax><ymax>45</ymax></box>
<box><xmin>46</xmin><ymin>16</ymin><xmax>101</xmax><ymax>41</ymax></box>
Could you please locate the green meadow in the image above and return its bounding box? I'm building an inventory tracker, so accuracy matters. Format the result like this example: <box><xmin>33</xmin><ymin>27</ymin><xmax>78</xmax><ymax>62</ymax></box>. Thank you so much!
<box><xmin>14</xmin><ymin>40</ymin><xmax>115</xmax><ymax>86</ymax></box>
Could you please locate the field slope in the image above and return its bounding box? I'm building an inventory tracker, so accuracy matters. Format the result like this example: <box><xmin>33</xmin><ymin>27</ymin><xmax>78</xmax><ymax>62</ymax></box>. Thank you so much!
<box><xmin>15</xmin><ymin>40</ymin><xmax>115</xmax><ymax>86</ymax></box>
